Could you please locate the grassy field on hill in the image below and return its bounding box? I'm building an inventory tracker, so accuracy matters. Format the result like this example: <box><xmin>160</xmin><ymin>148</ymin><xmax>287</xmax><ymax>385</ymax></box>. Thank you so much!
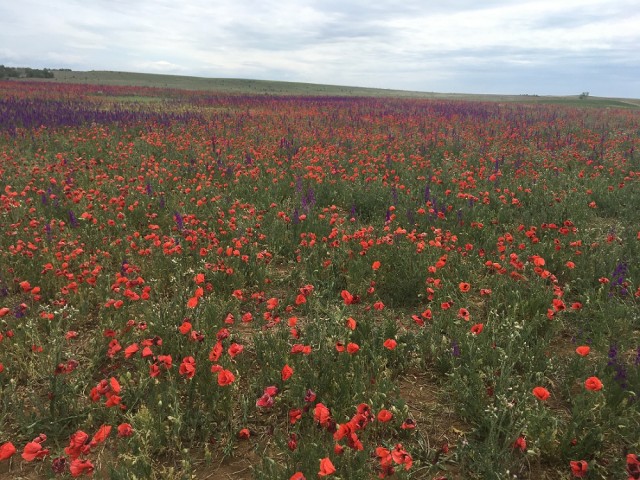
<box><xmin>17</xmin><ymin>69</ymin><xmax>639</xmax><ymax>109</ymax></box>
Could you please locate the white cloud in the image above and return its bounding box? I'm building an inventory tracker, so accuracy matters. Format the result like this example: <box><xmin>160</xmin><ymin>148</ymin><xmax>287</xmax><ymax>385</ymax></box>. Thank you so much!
<box><xmin>1</xmin><ymin>0</ymin><xmax>638</xmax><ymax>97</ymax></box>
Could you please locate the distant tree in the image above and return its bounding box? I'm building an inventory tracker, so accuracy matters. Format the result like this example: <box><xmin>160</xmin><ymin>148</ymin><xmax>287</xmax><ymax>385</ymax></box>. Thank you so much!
<box><xmin>0</xmin><ymin>65</ymin><xmax>20</xmax><ymax>79</ymax></box>
<box><xmin>579</xmin><ymin>92</ymin><xmax>590</xmax><ymax>99</ymax></box>
<box><xmin>0</xmin><ymin>66</ymin><xmax>54</xmax><ymax>79</ymax></box>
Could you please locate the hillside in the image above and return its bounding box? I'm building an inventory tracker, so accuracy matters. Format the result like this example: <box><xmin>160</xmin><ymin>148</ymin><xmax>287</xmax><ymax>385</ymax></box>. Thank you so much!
<box><xmin>16</xmin><ymin>69</ymin><xmax>638</xmax><ymax>108</ymax></box>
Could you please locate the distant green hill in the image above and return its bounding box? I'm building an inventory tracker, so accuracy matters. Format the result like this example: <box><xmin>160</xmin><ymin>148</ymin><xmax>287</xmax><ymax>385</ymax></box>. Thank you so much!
<box><xmin>14</xmin><ymin>69</ymin><xmax>639</xmax><ymax>108</ymax></box>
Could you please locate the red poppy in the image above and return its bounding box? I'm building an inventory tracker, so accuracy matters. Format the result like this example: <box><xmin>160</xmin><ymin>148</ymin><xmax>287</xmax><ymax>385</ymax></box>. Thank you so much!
<box><xmin>458</xmin><ymin>282</ymin><xmax>471</xmax><ymax>292</ymax></box>
<box><xmin>256</xmin><ymin>393</ymin><xmax>274</xmax><ymax>408</ymax></box>
<box><xmin>70</xmin><ymin>458</ymin><xmax>94</xmax><ymax>477</ymax></box>
<box><xmin>383</xmin><ymin>338</ymin><xmax>397</xmax><ymax>350</ymax></box>
<box><xmin>391</xmin><ymin>444</ymin><xmax>413</xmax><ymax>470</ymax></box>
<box><xmin>531</xmin><ymin>255</ymin><xmax>545</xmax><ymax>267</ymax></box>
<box><xmin>470</xmin><ymin>323</ymin><xmax>484</xmax><ymax>335</ymax></box>
<box><xmin>217</xmin><ymin>369</ymin><xmax>236</xmax><ymax>386</ymax></box>
<box><xmin>377</xmin><ymin>409</ymin><xmax>393</xmax><ymax>422</ymax></box>
<box><xmin>513</xmin><ymin>436</ymin><xmax>527</xmax><ymax>452</ymax></box>
<box><xmin>209</xmin><ymin>341</ymin><xmax>223</xmax><ymax>362</ymax></box>
<box><xmin>584</xmin><ymin>376</ymin><xmax>603</xmax><ymax>391</ymax></box>
<box><xmin>318</xmin><ymin>457</ymin><xmax>336</xmax><ymax>476</ymax></box>
<box><xmin>341</xmin><ymin>290</ymin><xmax>359</xmax><ymax>304</ymax></box>
<box><xmin>289</xmin><ymin>408</ymin><xmax>302</xmax><ymax>424</ymax></box>
<box><xmin>228</xmin><ymin>343</ymin><xmax>244</xmax><ymax>358</ymax></box>
<box><xmin>627</xmin><ymin>453</ymin><xmax>639</xmax><ymax>480</ymax></box>
<box><xmin>575</xmin><ymin>346</ymin><xmax>590</xmax><ymax>356</ymax></box>
<box><xmin>570</xmin><ymin>460</ymin><xmax>588</xmax><ymax>478</ymax></box>
<box><xmin>117</xmin><ymin>423</ymin><xmax>133</xmax><ymax>437</ymax></box>
<box><xmin>21</xmin><ymin>441</ymin><xmax>49</xmax><ymax>461</ymax></box>
<box><xmin>124</xmin><ymin>343</ymin><xmax>139</xmax><ymax>358</ymax></box>
<box><xmin>376</xmin><ymin>446</ymin><xmax>393</xmax><ymax>467</ymax></box>
<box><xmin>345</xmin><ymin>317</ymin><xmax>357</xmax><ymax>330</ymax></box>
<box><xmin>281</xmin><ymin>364</ymin><xmax>294</xmax><ymax>381</ymax></box>
<box><xmin>179</xmin><ymin>356</ymin><xmax>196</xmax><ymax>378</ymax></box>
<box><xmin>91</xmin><ymin>424</ymin><xmax>111</xmax><ymax>446</ymax></box>
<box><xmin>314</xmin><ymin>403</ymin><xmax>332</xmax><ymax>427</ymax></box>
<box><xmin>0</xmin><ymin>442</ymin><xmax>16</xmax><ymax>461</ymax></box>
<box><xmin>64</xmin><ymin>430</ymin><xmax>89</xmax><ymax>459</ymax></box>
<box><xmin>186</xmin><ymin>296</ymin><xmax>198</xmax><ymax>309</ymax></box>
<box><xmin>237</xmin><ymin>428</ymin><xmax>250</xmax><ymax>439</ymax></box>
<box><xmin>372</xmin><ymin>261</ymin><xmax>381</xmax><ymax>270</ymax></box>
<box><xmin>290</xmin><ymin>472</ymin><xmax>306</xmax><ymax>480</ymax></box>
<box><xmin>346</xmin><ymin>342</ymin><xmax>360</xmax><ymax>354</ymax></box>
<box><xmin>532</xmin><ymin>386</ymin><xmax>550</xmax><ymax>401</ymax></box>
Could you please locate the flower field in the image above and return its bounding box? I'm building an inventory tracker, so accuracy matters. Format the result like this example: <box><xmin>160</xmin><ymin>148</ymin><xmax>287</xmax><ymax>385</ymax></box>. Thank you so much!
<box><xmin>0</xmin><ymin>80</ymin><xmax>639</xmax><ymax>479</ymax></box>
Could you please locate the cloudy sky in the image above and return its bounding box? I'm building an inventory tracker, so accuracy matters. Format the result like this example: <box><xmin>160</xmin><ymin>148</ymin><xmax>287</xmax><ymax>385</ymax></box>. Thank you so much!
<box><xmin>1</xmin><ymin>0</ymin><xmax>639</xmax><ymax>97</ymax></box>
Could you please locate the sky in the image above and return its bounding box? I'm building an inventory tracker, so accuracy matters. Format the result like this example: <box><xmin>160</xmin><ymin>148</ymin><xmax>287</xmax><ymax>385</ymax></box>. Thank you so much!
<box><xmin>1</xmin><ymin>0</ymin><xmax>639</xmax><ymax>98</ymax></box>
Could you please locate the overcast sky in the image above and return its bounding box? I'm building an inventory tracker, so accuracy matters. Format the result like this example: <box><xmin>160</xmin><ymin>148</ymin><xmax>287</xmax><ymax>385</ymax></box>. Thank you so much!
<box><xmin>1</xmin><ymin>0</ymin><xmax>639</xmax><ymax>97</ymax></box>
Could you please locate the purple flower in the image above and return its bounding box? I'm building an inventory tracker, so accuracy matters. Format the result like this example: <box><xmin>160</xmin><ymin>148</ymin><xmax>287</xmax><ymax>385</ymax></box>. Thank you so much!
<box><xmin>451</xmin><ymin>340</ymin><xmax>461</xmax><ymax>357</ymax></box>
<box><xmin>174</xmin><ymin>211</ymin><xmax>184</xmax><ymax>231</ymax></box>
<box><xmin>69</xmin><ymin>210</ymin><xmax>79</xmax><ymax>228</ymax></box>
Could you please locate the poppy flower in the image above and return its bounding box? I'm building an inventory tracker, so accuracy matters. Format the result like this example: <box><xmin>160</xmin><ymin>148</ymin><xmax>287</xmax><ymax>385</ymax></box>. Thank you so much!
<box><xmin>209</xmin><ymin>341</ymin><xmax>223</xmax><ymax>362</ymax></box>
<box><xmin>179</xmin><ymin>356</ymin><xmax>196</xmax><ymax>378</ymax></box>
<box><xmin>376</xmin><ymin>446</ymin><xmax>393</xmax><ymax>467</ymax></box>
<box><xmin>117</xmin><ymin>423</ymin><xmax>133</xmax><ymax>437</ymax></box>
<box><xmin>314</xmin><ymin>403</ymin><xmax>331</xmax><ymax>427</ymax></box>
<box><xmin>0</xmin><ymin>442</ymin><xmax>16</xmax><ymax>461</ymax></box>
<box><xmin>281</xmin><ymin>364</ymin><xmax>294</xmax><ymax>381</ymax></box>
<box><xmin>124</xmin><ymin>343</ymin><xmax>139</xmax><ymax>358</ymax></box>
<box><xmin>290</xmin><ymin>472</ymin><xmax>306</xmax><ymax>480</ymax></box>
<box><xmin>345</xmin><ymin>317</ymin><xmax>357</xmax><ymax>330</ymax></box>
<box><xmin>458</xmin><ymin>282</ymin><xmax>471</xmax><ymax>292</ymax></box>
<box><xmin>584</xmin><ymin>376</ymin><xmax>603</xmax><ymax>391</ymax></box>
<box><xmin>627</xmin><ymin>453</ymin><xmax>640</xmax><ymax>479</ymax></box>
<box><xmin>341</xmin><ymin>290</ymin><xmax>359</xmax><ymax>304</ymax></box>
<box><xmin>391</xmin><ymin>444</ymin><xmax>413</xmax><ymax>470</ymax></box>
<box><xmin>21</xmin><ymin>441</ymin><xmax>49</xmax><ymax>461</ymax></box>
<box><xmin>289</xmin><ymin>408</ymin><xmax>302</xmax><ymax>424</ymax></box>
<box><xmin>91</xmin><ymin>424</ymin><xmax>111</xmax><ymax>446</ymax></box>
<box><xmin>228</xmin><ymin>343</ymin><xmax>244</xmax><ymax>358</ymax></box>
<box><xmin>318</xmin><ymin>457</ymin><xmax>336</xmax><ymax>476</ymax></box>
<box><xmin>570</xmin><ymin>460</ymin><xmax>588</xmax><ymax>478</ymax></box>
<box><xmin>237</xmin><ymin>428</ymin><xmax>250</xmax><ymax>439</ymax></box>
<box><xmin>470</xmin><ymin>323</ymin><xmax>484</xmax><ymax>335</ymax></box>
<box><xmin>217</xmin><ymin>369</ymin><xmax>236</xmax><ymax>386</ymax></box>
<box><xmin>377</xmin><ymin>409</ymin><xmax>393</xmax><ymax>422</ymax></box>
<box><xmin>70</xmin><ymin>458</ymin><xmax>94</xmax><ymax>477</ymax></box>
<box><xmin>346</xmin><ymin>342</ymin><xmax>360</xmax><ymax>354</ymax></box>
<box><xmin>186</xmin><ymin>296</ymin><xmax>199</xmax><ymax>308</ymax></box>
<box><xmin>383</xmin><ymin>338</ymin><xmax>397</xmax><ymax>350</ymax></box>
<box><xmin>372</xmin><ymin>261</ymin><xmax>381</xmax><ymax>270</ymax></box>
<box><xmin>531</xmin><ymin>255</ymin><xmax>545</xmax><ymax>267</ymax></box>
<box><xmin>513</xmin><ymin>436</ymin><xmax>527</xmax><ymax>452</ymax></box>
<box><xmin>532</xmin><ymin>386</ymin><xmax>550</xmax><ymax>401</ymax></box>
<box><xmin>575</xmin><ymin>346</ymin><xmax>590</xmax><ymax>356</ymax></box>
<box><xmin>64</xmin><ymin>430</ymin><xmax>89</xmax><ymax>459</ymax></box>
<box><xmin>256</xmin><ymin>393</ymin><xmax>274</xmax><ymax>408</ymax></box>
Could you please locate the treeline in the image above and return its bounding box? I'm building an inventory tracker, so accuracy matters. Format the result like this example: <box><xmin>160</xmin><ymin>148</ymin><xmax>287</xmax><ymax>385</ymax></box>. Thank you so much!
<box><xmin>0</xmin><ymin>65</ymin><xmax>55</xmax><ymax>79</ymax></box>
